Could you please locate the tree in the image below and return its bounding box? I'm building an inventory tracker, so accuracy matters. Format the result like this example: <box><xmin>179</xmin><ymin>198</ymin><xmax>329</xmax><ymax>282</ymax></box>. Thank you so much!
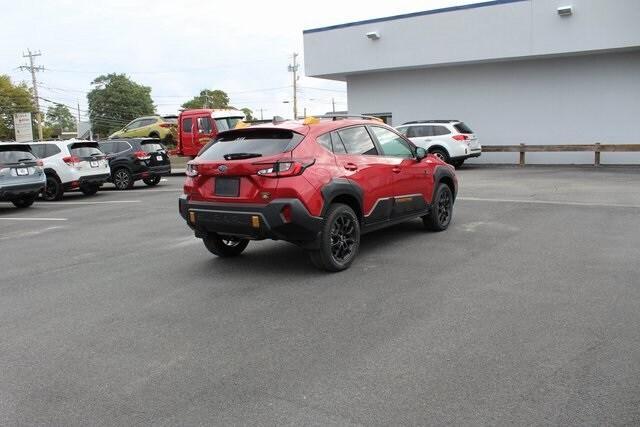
<box><xmin>0</xmin><ymin>75</ymin><xmax>35</xmax><ymax>140</ymax></box>
<box><xmin>46</xmin><ymin>104</ymin><xmax>76</xmax><ymax>135</ymax></box>
<box><xmin>182</xmin><ymin>89</ymin><xmax>229</xmax><ymax>109</ymax></box>
<box><xmin>241</xmin><ymin>108</ymin><xmax>254</xmax><ymax>121</ymax></box>
<box><xmin>87</xmin><ymin>73</ymin><xmax>155</xmax><ymax>136</ymax></box>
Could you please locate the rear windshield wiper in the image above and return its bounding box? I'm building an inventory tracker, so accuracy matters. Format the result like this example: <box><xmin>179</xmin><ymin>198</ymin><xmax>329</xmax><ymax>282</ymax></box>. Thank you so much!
<box><xmin>223</xmin><ymin>152</ymin><xmax>262</xmax><ymax>160</ymax></box>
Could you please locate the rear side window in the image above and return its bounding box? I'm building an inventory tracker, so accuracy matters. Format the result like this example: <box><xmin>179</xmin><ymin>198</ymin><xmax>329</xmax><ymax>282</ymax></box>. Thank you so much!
<box><xmin>116</xmin><ymin>141</ymin><xmax>132</xmax><ymax>152</ymax></box>
<box><xmin>45</xmin><ymin>145</ymin><xmax>61</xmax><ymax>157</ymax></box>
<box><xmin>99</xmin><ymin>141</ymin><xmax>114</xmax><ymax>153</ymax></box>
<box><xmin>337</xmin><ymin>126</ymin><xmax>378</xmax><ymax>155</ymax></box>
<box><xmin>396</xmin><ymin>127</ymin><xmax>409</xmax><ymax>136</ymax></box>
<box><xmin>432</xmin><ymin>126</ymin><xmax>451</xmax><ymax>136</ymax></box>
<box><xmin>30</xmin><ymin>144</ymin><xmax>46</xmax><ymax>158</ymax></box>
<box><xmin>408</xmin><ymin>126</ymin><xmax>432</xmax><ymax>138</ymax></box>
<box><xmin>0</xmin><ymin>146</ymin><xmax>35</xmax><ymax>164</ymax></box>
<box><xmin>182</xmin><ymin>118</ymin><xmax>193</xmax><ymax>133</ymax></box>
<box><xmin>454</xmin><ymin>122</ymin><xmax>474</xmax><ymax>134</ymax></box>
<box><xmin>199</xmin><ymin>129</ymin><xmax>304</xmax><ymax>161</ymax></box>
<box><xmin>316</xmin><ymin>134</ymin><xmax>332</xmax><ymax>152</ymax></box>
<box><xmin>69</xmin><ymin>143</ymin><xmax>103</xmax><ymax>158</ymax></box>
<box><xmin>330</xmin><ymin>133</ymin><xmax>347</xmax><ymax>154</ymax></box>
<box><xmin>141</xmin><ymin>143</ymin><xmax>163</xmax><ymax>153</ymax></box>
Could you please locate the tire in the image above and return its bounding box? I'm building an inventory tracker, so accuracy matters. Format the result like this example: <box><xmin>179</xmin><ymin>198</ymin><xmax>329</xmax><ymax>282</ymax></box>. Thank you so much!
<box><xmin>451</xmin><ymin>159</ymin><xmax>465</xmax><ymax>168</ymax></box>
<box><xmin>12</xmin><ymin>194</ymin><xmax>36</xmax><ymax>208</ymax></box>
<box><xmin>203</xmin><ymin>234</ymin><xmax>249</xmax><ymax>257</ymax></box>
<box><xmin>143</xmin><ymin>176</ymin><xmax>161</xmax><ymax>186</ymax></box>
<box><xmin>42</xmin><ymin>175</ymin><xmax>63</xmax><ymax>201</ymax></box>
<box><xmin>80</xmin><ymin>183</ymin><xmax>99</xmax><ymax>196</ymax></box>
<box><xmin>423</xmin><ymin>183</ymin><xmax>454</xmax><ymax>231</ymax></box>
<box><xmin>113</xmin><ymin>168</ymin><xmax>134</xmax><ymax>190</ymax></box>
<box><xmin>308</xmin><ymin>203</ymin><xmax>360</xmax><ymax>272</ymax></box>
<box><xmin>429</xmin><ymin>148</ymin><xmax>449</xmax><ymax>163</ymax></box>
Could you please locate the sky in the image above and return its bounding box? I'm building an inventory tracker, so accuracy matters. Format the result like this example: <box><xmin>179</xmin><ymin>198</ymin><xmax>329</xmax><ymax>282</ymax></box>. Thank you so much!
<box><xmin>1</xmin><ymin>0</ymin><xmax>482</xmax><ymax>123</ymax></box>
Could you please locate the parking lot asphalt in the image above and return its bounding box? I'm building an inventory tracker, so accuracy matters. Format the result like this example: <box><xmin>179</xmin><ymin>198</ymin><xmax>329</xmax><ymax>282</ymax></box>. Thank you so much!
<box><xmin>1</xmin><ymin>168</ymin><xmax>639</xmax><ymax>425</ymax></box>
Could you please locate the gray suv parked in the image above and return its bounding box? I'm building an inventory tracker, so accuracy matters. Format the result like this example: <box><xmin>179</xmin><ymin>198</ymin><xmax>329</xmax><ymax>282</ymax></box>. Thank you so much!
<box><xmin>0</xmin><ymin>143</ymin><xmax>46</xmax><ymax>208</ymax></box>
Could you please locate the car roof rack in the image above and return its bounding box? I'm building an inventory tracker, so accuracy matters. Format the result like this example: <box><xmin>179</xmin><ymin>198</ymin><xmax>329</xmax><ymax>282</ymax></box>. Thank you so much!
<box><xmin>313</xmin><ymin>114</ymin><xmax>383</xmax><ymax>122</ymax></box>
<box><xmin>402</xmin><ymin>120</ymin><xmax>460</xmax><ymax>125</ymax></box>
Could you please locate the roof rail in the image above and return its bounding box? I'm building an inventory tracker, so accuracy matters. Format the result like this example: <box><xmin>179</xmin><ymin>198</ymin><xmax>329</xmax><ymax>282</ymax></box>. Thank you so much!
<box><xmin>402</xmin><ymin>119</ymin><xmax>460</xmax><ymax>124</ymax></box>
<box><xmin>313</xmin><ymin>114</ymin><xmax>383</xmax><ymax>122</ymax></box>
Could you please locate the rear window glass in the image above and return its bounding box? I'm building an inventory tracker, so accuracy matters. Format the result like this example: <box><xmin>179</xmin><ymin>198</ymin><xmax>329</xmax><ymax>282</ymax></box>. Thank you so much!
<box><xmin>199</xmin><ymin>129</ymin><xmax>303</xmax><ymax>161</ymax></box>
<box><xmin>162</xmin><ymin>116</ymin><xmax>178</xmax><ymax>125</ymax></box>
<box><xmin>69</xmin><ymin>144</ymin><xmax>103</xmax><ymax>158</ymax></box>
<box><xmin>214</xmin><ymin>117</ymin><xmax>243</xmax><ymax>132</ymax></box>
<box><xmin>141</xmin><ymin>143</ymin><xmax>164</xmax><ymax>153</ymax></box>
<box><xmin>0</xmin><ymin>147</ymin><xmax>35</xmax><ymax>164</ymax></box>
<box><xmin>454</xmin><ymin>122</ymin><xmax>474</xmax><ymax>134</ymax></box>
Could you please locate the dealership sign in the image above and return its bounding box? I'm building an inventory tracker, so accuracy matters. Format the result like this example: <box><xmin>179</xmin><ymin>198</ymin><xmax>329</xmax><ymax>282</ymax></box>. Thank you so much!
<box><xmin>13</xmin><ymin>112</ymin><xmax>33</xmax><ymax>142</ymax></box>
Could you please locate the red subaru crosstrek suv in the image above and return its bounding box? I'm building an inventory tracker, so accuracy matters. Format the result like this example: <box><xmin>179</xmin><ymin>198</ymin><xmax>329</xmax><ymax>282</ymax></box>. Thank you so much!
<box><xmin>179</xmin><ymin>115</ymin><xmax>457</xmax><ymax>271</ymax></box>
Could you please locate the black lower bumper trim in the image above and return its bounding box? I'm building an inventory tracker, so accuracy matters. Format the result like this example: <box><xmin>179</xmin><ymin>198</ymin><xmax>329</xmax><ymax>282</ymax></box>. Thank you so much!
<box><xmin>0</xmin><ymin>181</ymin><xmax>45</xmax><ymax>200</ymax></box>
<box><xmin>179</xmin><ymin>196</ymin><xmax>323</xmax><ymax>243</ymax></box>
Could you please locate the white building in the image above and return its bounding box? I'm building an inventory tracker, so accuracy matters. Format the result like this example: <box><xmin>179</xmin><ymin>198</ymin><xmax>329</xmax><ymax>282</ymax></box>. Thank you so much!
<box><xmin>303</xmin><ymin>0</ymin><xmax>640</xmax><ymax>164</ymax></box>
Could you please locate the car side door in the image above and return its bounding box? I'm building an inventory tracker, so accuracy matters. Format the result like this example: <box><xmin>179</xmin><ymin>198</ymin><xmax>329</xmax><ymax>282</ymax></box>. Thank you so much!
<box><xmin>407</xmin><ymin>125</ymin><xmax>434</xmax><ymax>150</ymax></box>
<box><xmin>333</xmin><ymin>125</ymin><xmax>397</xmax><ymax>225</ymax></box>
<box><xmin>369</xmin><ymin>126</ymin><xmax>432</xmax><ymax>217</ymax></box>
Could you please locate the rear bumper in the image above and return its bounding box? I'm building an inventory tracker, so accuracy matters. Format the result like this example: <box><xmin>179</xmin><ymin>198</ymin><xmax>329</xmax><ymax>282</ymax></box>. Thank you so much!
<box><xmin>63</xmin><ymin>173</ymin><xmax>111</xmax><ymax>191</ymax></box>
<box><xmin>134</xmin><ymin>164</ymin><xmax>171</xmax><ymax>180</ymax></box>
<box><xmin>451</xmin><ymin>148</ymin><xmax>482</xmax><ymax>161</ymax></box>
<box><xmin>179</xmin><ymin>195</ymin><xmax>323</xmax><ymax>244</ymax></box>
<box><xmin>0</xmin><ymin>180</ymin><xmax>45</xmax><ymax>200</ymax></box>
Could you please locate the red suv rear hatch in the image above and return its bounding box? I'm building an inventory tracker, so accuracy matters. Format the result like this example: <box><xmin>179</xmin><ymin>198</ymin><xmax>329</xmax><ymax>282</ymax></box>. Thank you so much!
<box><xmin>186</xmin><ymin>128</ymin><xmax>304</xmax><ymax>204</ymax></box>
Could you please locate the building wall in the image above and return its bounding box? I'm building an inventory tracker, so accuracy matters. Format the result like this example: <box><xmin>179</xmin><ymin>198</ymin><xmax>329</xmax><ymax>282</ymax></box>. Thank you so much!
<box><xmin>347</xmin><ymin>51</ymin><xmax>640</xmax><ymax>164</ymax></box>
<box><xmin>304</xmin><ymin>0</ymin><xmax>640</xmax><ymax>80</ymax></box>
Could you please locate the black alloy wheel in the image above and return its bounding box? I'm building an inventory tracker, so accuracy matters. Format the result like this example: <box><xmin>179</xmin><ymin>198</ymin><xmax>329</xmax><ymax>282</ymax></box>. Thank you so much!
<box><xmin>113</xmin><ymin>168</ymin><xmax>133</xmax><ymax>190</ymax></box>
<box><xmin>423</xmin><ymin>183</ymin><xmax>454</xmax><ymax>231</ymax></box>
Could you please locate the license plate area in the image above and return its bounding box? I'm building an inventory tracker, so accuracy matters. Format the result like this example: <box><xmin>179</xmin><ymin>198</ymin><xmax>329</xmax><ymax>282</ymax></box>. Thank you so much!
<box><xmin>214</xmin><ymin>177</ymin><xmax>240</xmax><ymax>197</ymax></box>
<box><xmin>90</xmin><ymin>160</ymin><xmax>99</xmax><ymax>167</ymax></box>
<box><xmin>156</xmin><ymin>155</ymin><xmax>163</xmax><ymax>161</ymax></box>
<box><xmin>16</xmin><ymin>167</ymin><xmax>29</xmax><ymax>176</ymax></box>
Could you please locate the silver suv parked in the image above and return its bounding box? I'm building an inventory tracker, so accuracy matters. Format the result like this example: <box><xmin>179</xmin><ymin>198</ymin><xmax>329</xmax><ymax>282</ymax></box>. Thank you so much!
<box><xmin>0</xmin><ymin>143</ymin><xmax>46</xmax><ymax>208</ymax></box>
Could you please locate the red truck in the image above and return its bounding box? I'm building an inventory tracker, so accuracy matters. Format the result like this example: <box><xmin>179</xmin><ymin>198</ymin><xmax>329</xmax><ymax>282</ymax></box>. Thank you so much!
<box><xmin>173</xmin><ymin>109</ymin><xmax>246</xmax><ymax>158</ymax></box>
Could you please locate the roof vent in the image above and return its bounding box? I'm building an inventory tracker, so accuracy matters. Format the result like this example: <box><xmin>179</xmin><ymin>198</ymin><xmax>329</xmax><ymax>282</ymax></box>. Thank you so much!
<box><xmin>557</xmin><ymin>5</ymin><xmax>573</xmax><ymax>16</ymax></box>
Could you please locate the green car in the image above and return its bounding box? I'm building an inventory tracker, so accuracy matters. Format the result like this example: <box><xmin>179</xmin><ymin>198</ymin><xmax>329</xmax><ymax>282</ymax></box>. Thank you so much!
<box><xmin>109</xmin><ymin>115</ymin><xmax>177</xmax><ymax>144</ymax></box>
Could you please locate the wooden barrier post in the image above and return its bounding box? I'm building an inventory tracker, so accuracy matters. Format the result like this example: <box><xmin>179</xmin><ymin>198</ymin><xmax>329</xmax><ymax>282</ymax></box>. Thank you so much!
<box><xmin>594</xmin><ymin>142</ymin><xmax>601</xmax><ymax>167</ymax></box>
<box><xmin>519</xmin><ymin>143</ymin><xmax>525</xmax><ymax>166</ymax></box>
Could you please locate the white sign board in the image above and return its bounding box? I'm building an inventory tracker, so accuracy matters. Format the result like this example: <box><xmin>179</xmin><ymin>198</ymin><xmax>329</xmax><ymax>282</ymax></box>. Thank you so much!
<box><xmin>13</xmin><ymin>112</ymin><xmax>33</xmax><ymax>142</ymax></box>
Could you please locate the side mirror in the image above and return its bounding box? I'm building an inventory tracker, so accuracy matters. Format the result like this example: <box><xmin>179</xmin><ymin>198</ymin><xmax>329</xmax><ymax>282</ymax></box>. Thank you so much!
<box><xmin>416</xmin><ymin>147</ymin><xmax>427</xmax><ymax>161</ymax></box>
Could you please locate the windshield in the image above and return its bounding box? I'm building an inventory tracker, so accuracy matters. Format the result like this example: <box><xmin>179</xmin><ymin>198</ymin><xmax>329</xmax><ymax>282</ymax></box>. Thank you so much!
<box><xmin>214</xmin><ymin>117</ymin><xmax>243</xmax><ymax>132</ymax></box>
<box><xmin>199</xmin><ymin>129</ymin><xmax>303</xmax><ymax>161</ymax></box>
<box><xmin>0</xmin><ymin>147</ymin><xmax>36</xmax><ymax>164</ymax></box>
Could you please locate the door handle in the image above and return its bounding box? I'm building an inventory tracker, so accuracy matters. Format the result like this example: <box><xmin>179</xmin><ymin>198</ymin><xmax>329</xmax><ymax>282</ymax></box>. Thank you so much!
<box><xmin>344</xmin><ymin>163</ymin><xmax>358</xmax><ymax>171</ymax></box>
<box><xmin>392</xmin><ymin>167</ymin><xmax>401</xmax><ymax>173</ymax></box>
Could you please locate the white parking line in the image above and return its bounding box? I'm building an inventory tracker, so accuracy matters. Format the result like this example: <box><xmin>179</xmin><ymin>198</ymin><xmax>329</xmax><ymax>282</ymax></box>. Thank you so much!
<box><xmin>0</xmin><ymin>217</ymin><xmax>68</xmax><ymax>221</ymax></box>
<box><xmin>458</xmin><ymin>196</ymin><xmax>640</xmax><ymax>209</ymax></box>
<box><xmin>0</xmin><ymin>226</ymin><xmax>65</xmax><ymax>240</ymax></box>
<box><xmin>41</xmin><ymin>200</ymin><xmax>141</xmax><ymax>205</ymax></box>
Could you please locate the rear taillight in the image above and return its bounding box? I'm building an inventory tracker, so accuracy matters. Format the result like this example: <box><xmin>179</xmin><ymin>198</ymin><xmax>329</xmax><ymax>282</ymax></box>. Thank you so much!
<box><xmin>62</xmin><ymin>155</ymin><xmax>80</xmax><ymax>166</ymax></box>
<box><xmin>159</xmin><ymin>123</ymin><xmax>173</xmax><ymax>128</ymax></box>
<box><xmin>452</xmin><ymin>134</ymin><xmax>469</xmax><ymax>142</ymax></box>
<box><xmin>134</xmin><ymin>150</ymin><xmax>151</xmax><ymax>160</ymax></box>
<box><xmin>257</xmin><ymin>160</ymin><xmax>314</xmax><ymax>178</ymax></box>
<box><xmin>185</xmin><ymin>163</ymin><xmax>199</xmax><ymax>177</ymax></box>
<box><xmin>36</xmin><ymin>159</ymin><xmax>44</xmax><ymax>167</ymax></box>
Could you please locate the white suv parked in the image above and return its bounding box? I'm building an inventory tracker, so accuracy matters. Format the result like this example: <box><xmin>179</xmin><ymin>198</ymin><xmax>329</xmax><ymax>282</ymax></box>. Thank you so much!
<box><xmin>29</xmin><ymin>140</ymin><xmax>111</xmax><ymax>200</ymax></box>
<box><xmin>395</xmin><ymin>120</ymin><xmax>481</xmax><ymax>168</ymax></box>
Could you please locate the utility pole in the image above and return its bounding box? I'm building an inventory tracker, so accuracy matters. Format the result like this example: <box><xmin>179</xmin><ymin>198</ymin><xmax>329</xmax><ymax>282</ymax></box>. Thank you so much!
<box><xmin>259</xmin><ymin>108</ymin><xmax>266</xmax><ymax>120</ymax></box>
<box><xmin>332</xmin><ymin>97</ymin><xmax>336</xmax><ymax>113</ymax></box>
<box><xmin>288</xmin><ymin>53</ymin><xmax>299</xmax><ymax>119</ymax></box>
<box><xmin>19</xmin><ymin>49</ymin><xmax>45</xmax><ymax>141</ymax></box>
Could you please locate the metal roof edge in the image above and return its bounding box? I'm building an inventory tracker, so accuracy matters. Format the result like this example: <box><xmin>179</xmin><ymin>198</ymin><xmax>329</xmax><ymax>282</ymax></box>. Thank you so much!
<box><xmin>303</xmin><ymin>0</ymin><xmax>529</xmax><ymax>34</ymax></box>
